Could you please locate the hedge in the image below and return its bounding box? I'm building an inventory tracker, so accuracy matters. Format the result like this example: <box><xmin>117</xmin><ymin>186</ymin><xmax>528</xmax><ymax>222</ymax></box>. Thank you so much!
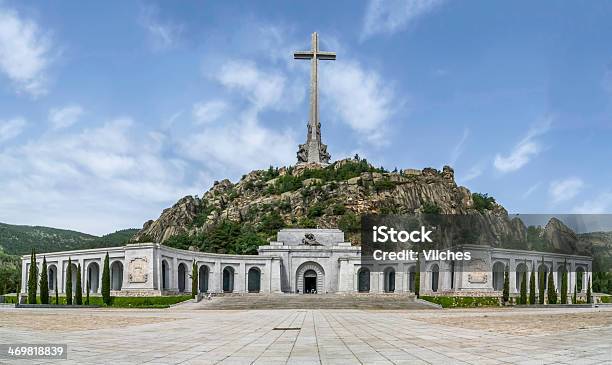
<box><xmin>420</xmin><ymin>296</ymin><xmax>500</xmax><ymax>308</ymax></box>
<box><xmin>600</xmin><ymin>296</ymin><xmax>611</xmax><ymax>304</ymax></box>
<box><xmin>10</xmin><ymin>295</ymin><xmax>192</xmax><ymax>308</ymax></box>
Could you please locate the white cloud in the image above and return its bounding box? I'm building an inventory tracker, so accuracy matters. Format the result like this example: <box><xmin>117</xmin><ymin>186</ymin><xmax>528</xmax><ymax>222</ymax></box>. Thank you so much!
<box><xmin>573</xmin><ymin>192</ymin><xmax>612</xmax><ymax>214</ymax></box>
<box><xmin>0</xmin><ymin>6</ymin><xmax>53</xmax><ymax>96</ymax></box>
<box><xmin>0</xmin><ymin>117</ymin><xmax>26</xmax><ymax>142</ymax></box>
<box><xmin>48</xmin><ymin>105</ymin><xmax>83</xmax><ymax>129</ymax></box>
<box><xmin>321</xmin><ymin>61</ymin><xmax>396</xmax><ymax>143</ymax></box>
<box><xmin>192</xmin><ymin>100</ymin><xmax>227</xmax><ymax>125</ymax></box>
<box><xmin>361</xmin><ymin>0</ymin><xmax>444</xmax><ymax>40</ymax></box>
<box><xmin>138</xmin><ymin>4</ymin><xmax>183</xmax><ymax>51</ymax></box>
<box><xmin>493</xmin><ymin>119</ymin><xmax>551</xmax><ymax>173</ymax></box>
<box><xmin>522</xmin><ymin>182</ymin><xmax>541</xmax><ymax>199</ymax></box>
<box><xmin>450</xmin><ymin>128</ymin><xmax>469</xmax><ymax>165</ymax></box>
<box><xmin>549</xmin><ymin>177</ymin><xmax>584</xmax><ymax>204</ymax></box>
<box><xmin>458</xmin><ymin>164</ymin><xmax>483</xmax><ymax>183</ymax></box>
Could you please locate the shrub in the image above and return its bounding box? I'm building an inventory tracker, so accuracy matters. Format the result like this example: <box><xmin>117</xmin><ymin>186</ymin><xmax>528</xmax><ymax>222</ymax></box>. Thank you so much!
<box><xmin>472</xmin><ymin>193</ymin><xmax>496</xmax><ymax>212</ymax></box>
<box><xmin>338</xmin><ymin>212</ymin><xmax>360</xmax><ymax>234</ymax></box>
<box><xmin>307</xmin><ymin>202</ymin><xmax>326</xmax><ymax>219</ymax></box>
<box><xmin>102</xmin><ymin>253</ymin><xmax>111</xmax><ymax>305</ymax></box>
<box><xmin>298</xmin><ymin>217</ymin><xmax>317</xmax><ymax>228</ymax></box>
<box><xmin>421</xmin><ymin>296</ymin><xmax>500</xmax><ymax>308</ymax></box>
<box><xmin>422</xmin><ymin>202</ymin><xmax>441</xmax><ymax>215</ymax></box>
<box><xmin>75</xmin><ymin>264</ymin><xmax>82</xmax><ymax>305</ymax></box>
<box><xmin>600</xmin><ymin>296</ymin><xmax>611</xmax><ymax>303</ymax></box>
<box><xmin>332</xmin><ymin>203</ymin><xmax>346</xmax><ymax>215</ymax></box>
<box><xmin>373</xmin><ymin>178</ymin><xmax>396</xmax><ymax>192</ymax></box>
<box><xmin>39</xmin><ymin>256</ymin><xmax>49</xmax><ymax>304</ymax></box>
<box><xmin>27</xmin><ymin>249</ymin><xmax>37</xmax><ymax>305</ymax></box>
<box><xmin>65</xmin><ymin>258</ymin><xmax>73</xmax><ymax>305</ymax></box>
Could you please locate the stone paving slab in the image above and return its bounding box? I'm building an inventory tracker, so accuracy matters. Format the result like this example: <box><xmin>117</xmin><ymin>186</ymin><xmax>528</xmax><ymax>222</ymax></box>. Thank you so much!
<box><xmin>0</xmin><ymin>306</ymin><xmax>610</xmax><ymax>364</ymax></box>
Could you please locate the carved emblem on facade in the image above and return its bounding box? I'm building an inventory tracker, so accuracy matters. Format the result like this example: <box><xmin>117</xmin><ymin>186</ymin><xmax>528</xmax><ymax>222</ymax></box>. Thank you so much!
<box><xmin>467</xmin><ymin>258</ymin><xmax>488</xmax><ymax>284</ymax></box>
<box><xmin>302</xmin><ymin>233</ymin><xmax>323</xmax><ymax>246</ymax></box>
<box><xmin>128</xmin><ymin>257</ymin><xmax>149</xmax><ymax>283</ymax></box>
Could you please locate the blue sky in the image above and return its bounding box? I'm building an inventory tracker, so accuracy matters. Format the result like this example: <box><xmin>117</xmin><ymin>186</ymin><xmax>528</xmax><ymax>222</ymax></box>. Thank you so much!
<box><xmin>0</xmin><ymin>0</ymin><xmax>611</xmax><ymax>235</ymax></box>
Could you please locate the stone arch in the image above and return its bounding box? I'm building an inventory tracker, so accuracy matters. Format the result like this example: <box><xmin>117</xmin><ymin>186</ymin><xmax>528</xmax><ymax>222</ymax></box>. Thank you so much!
<box><xmin>408</xmin><ymin>265</ymin><xmax>417</xmax><ymax>292</ymax></box>
<box><xmin>537</xmin><ymin>263</ymin><xmax>548</xmax><ymax>290</ymax></box>
<box><xmin>357</xmin><ymin>267</ymin><xmax>370</xmax><ymax>293</ymax></box>
<box><xmin>178</xmin><ymin>263</ymin><xmax>187</xmax><ymax>292</ymax></box>
<box><xmin>198</xmin><ymin>264</ymin><xmax>209</xmax><ymax>293</ymax></box>
<box><xmin>248</xmin><ymin>267</ymin><xmax>261</xmax><ymax>293</ymax></box>
<box><xmin>515</xmin><ymin>262</ymin><xmax>528</xmax><ymax>292</ymax></box>
<box><xmin>492</xmin><ymin>261</ymin><xmax>505</xmax><ymax>291</ymax></box>
<box><xmin>383</xmin><ymin>267</ymin><xmax>395</xmax><ymax>293</ymax></box>
<box><xmin>87</xmin><ymin>262</ymin><xmax>100</xmax><ymax>293</ymax></box>
<box><xmin>430</xmin><ymin>264</ymin><xmax>439</xmax><ymax>292</ymax></box>
<box><xmin>576</xmin><ymin>267</ymin><xmax>585</xmax><ymax>292</ymax></box>
<box><xmin>161</xmin><ymin>260</ymin><xmax>170</xmax><ymax>290</ymax></box>
<box><xmin>47</xmin><ymin>264</ymin><xmax>57</xmax><ymax>292</ymax></box>
<box><xmin>110</xmin><ymin>261</ymin><xmax>123</xmax><ymax>291</ymax></box>
<box><xmin>223</xmin><ymin>266</ymin><xmax>235</xmax><ymax>292</ymax></box>
<box><xmin>296</xmin><ymin>262</ymin><xmax>324</xmax><ymax>294</ymax></box>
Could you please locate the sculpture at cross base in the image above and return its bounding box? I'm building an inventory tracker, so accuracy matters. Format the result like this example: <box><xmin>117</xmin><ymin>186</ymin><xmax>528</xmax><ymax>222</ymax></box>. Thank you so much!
<box><xmin>294</xmin><ymin>32</ymin><xmax>335</xmax><ymax>165</ymax></box>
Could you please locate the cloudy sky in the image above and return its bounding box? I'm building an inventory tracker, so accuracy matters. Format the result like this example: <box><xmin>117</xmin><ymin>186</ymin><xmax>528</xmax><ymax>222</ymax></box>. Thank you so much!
<box><xmin>0</xmin><ymin>1</ymin><xmax>611</xmax><ymax>235</ymax></box>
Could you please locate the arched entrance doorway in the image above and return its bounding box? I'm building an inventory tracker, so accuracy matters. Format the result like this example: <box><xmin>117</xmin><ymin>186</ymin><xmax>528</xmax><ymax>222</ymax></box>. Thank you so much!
<box><xmin>431</xmin><ymin>264</ymin><xmax>439</xmax><ymax>292</ymax></box>
<box><xmin>87</xmin><ymin>262</ymin><xmax>100</xmax><ymax>293</ymax></box>
<box><xmin>48</xmin><ymin>265</ymin><xmax>57</xmax><ymax>292</ymax></box>
<box><xmin>296</xmin><ymin>262</ymin><xmax>325</xmax><ymax>294</ymax></box>
<box><xmin>199</xmin><ymin>265</ymin><xmax>209</xmax><ymax>293</ymax></box>
<box><xmin>223</xmin><ymin>266</ymin><xmax>234</xmax><ymax>292</ymax></box>
<box><xmin>162</xmin><ymin>260</ymin><xmax>170</xmax><ymax>290</ymax></box>
<box><xmin>110</xmin><ymin>261</ymin><xmax>123</xmax><ymax>290</ymax></box>
<box><xmin>357</xmin><ymin>268</ymin><xmax>370</xmax><ymax>293</ymax></box>
<box><xmin>384</xmin><ymin>267</ymin><xmax>395</xmax><ymax>293</ymax></box>
<box><xmin>492</xmin><ymin>262</ymin><xmax>505</xmax><ymax>291</ymax></box>
<box><xmin>248</xmin><ymin>267</ymin><xmax>261</xmax><ymax>293</ymax></box>
<box><xmin>408</xmin><ymin>266</ymin><xmax>416</xmax><ymax>292</ymax></box>
<box><xmin>178</xmin><ymin>263</ymin><xmax>187</xmax><ymax>292</ymax></box>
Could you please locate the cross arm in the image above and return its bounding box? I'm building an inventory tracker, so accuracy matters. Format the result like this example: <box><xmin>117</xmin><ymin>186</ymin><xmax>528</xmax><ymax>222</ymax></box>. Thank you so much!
<box><xmin>316</xmin><ymin>52</ymin><xmax>336</xmax><ymax>60</ymax></box>
<box><xmin>294</xmin><ymin>51</ymin><xmax>314</xmax><ymax>59</ymax></box>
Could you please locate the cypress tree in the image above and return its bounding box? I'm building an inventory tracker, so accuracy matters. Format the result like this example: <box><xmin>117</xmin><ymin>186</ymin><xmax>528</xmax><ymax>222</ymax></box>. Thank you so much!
<box><xmin>547</xmin><ymin>270</ymin><xmax>557</xmax><ymax>304</ymax></box>
<box><xmin>586</xmin><ymin>277</ymin><xmax>592</xmax><ymax>304</ymax></box>
<box><xmin>538</xmin><ymin>258</ymin><xmax>545</xmax><ymax>304</ymax></box>
<box><xmin>55</xmin><ymin>280</ymin><xmax>59</xmax><ymax>305</ymax></box>
<box><xmin>529</xmin><ymin>270</ymin><xmax>536</xmax><ymax>304</ymax></box>
<box><xmin>191</xmin><ymin>261</ymin><xmax>198</xmax><ymax>299</ymax></box>
<box><xmin>415</xmin><ymin>256</ymin><xmax>420</xmax><ymax>298</ymax></box>
<box><xmin>27</xmin><ymin>249</ymin><xmax>37</xmax><ymax>304</ymax></box>
<box><xmin>502</xmin><ymin>265</ymin><xmax>509</xmax><ymax>304</ymax></box>
<box><xmin>520</xmin><ymin>271</ymin><xmax>527</xmax><ymax>305</ymax></box>
<box><xmin>102</xmin><ymin>253</ymin><xmax>111</xmax><ymax>305</ymax></box>
<box><xmin>573</xmin><ymin>282</ymin><xmax>577</xmax><ymax>304</ymax></box>
<box><xmin>561</xmin><ymin>260</ymin><xmax>568</xmax><ymax>304</ymax></box>
<box><xmin>75</xmin><ymin>264</ymin><xmax>82</xmax><ymax>305</ymax></box>
<box><xmin>86</xmin><ymin>279</ymin><xmax>90</xmax><ymax>305</ymax></box>
<box><xmin>39</xmin><ymin>257</ymin><xmax>49</xmax><ymax>304</ymax></box>
<box><xmin>65</xmin><ymin>258</ymin><xmax>73</xmax><ymax>305</ymax></box>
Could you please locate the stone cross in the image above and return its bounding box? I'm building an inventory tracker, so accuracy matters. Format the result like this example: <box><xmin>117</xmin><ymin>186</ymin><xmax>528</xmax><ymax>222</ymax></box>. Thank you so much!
<box><xmin>294</xmin><ymin>32</ymin><xmax>335</xmax><ymax>165</ymax></box>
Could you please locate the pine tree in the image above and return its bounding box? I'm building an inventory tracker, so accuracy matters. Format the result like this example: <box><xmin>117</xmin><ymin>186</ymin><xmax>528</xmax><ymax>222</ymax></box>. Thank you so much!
<box><xmin>102</xmin><ymin>253</ymin><xmax>111</xmax><ymax>305</ymax></box>
<box><xmin>27</xmin><ymin>249</ymin><xmax>37</xmax><ymax>304</ymax></box>
<box><xmin>86</xmin><ymin>280</ymin><xmax>90</xmax><ymax>305</ymax></box>
<box><xmin>561</xmin><ymin>259</ymin><xmax>568</xmax><ymax>304</ymax></box>
<box><xmin>191</xmin><ymin>261</ymin><xmax>198</xmax><ymax>299</ymax></box>
<box><xmin>65</xmin><ymin>258</ymin><xmax>73</xmax><ymax>305</ymax></box>
<box><xmin>502</xmin><ymin>265</ymin><xmax>509</xmax><ymax>304</ymax></box>
<box><xmin>39</xmin><ymin>256</ymin><xmax>49</xmax><ymax>304</ymax></box>
<box><xmin>520</xmin><ymin>271</ymin><xmax>527</xmax><ymax>305</ymax></box>
<box><xmin>586</xmin><ymin>277</ymin><xmax>592</xmax><ymax>304</ymax></box>
<box><xmin>75</xmin><ymin>264</ymin><xmax>83</xmax><ymax>305</ymax></box>
<box><xmin>529</xmin><ymin>270</ymin><xmax>536</xmax><ymax>304</ymax></box>
<box><xmin>547</xmin><ymin>270</ymin><xmax>557</xmax><ymax>304</ymax></box>
<box><xmin>538</xmin><ymin>257</ymin><xmax>545</xmax><ymax>304</ymax></box>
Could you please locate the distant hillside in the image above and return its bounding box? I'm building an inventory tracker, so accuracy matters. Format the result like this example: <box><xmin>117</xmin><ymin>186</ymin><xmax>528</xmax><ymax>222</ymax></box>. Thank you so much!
<box><xmin>0</xmin><ymin>223</ymin><xmax>138</xmax><ymax>256</ymax></box>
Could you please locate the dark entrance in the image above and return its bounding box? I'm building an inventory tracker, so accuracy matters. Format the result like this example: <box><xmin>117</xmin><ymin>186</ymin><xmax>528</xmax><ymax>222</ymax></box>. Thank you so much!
<box><xmin>303</xmin><ymin>270</ymin><xmax>317</xmax><ymax>294</ymax></box>
<box><xmin>358</xmin><ymin>268</ymin><xmax>370</xmax><ymax>292</ymax></box>
<box><xmin>248</xmin><ymin>267</ymin><xmax>261</xmax><ymax>293</ymax></box>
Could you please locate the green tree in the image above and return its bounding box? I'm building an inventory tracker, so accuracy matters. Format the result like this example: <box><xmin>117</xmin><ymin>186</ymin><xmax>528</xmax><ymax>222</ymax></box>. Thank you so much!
<box><xmin>502</xmin><ymin>266</ymin><xmax>510</xmax><ymax>304</ymax></box>
<box><xmin>586</xmin><ymin>277</ymin><xmax>592</xmax><ymax>304</ymax></box>
<box><xmin>573</xmin><ymin>282</ymin><xmax>577</xmax><ymax>304</ymax></box>
<box><xmin>55</xmin><ymin>280</ymin><xmax>59</xmax><ymax>305</ymax></box>
<box><xmin>27</xmin><ymin>249</ymin><xmax>37</xmax><ymax>304</ymax></box>
<box><xmin>520</xmin><ymin>271</ymin><xmax>527</xmax><ymax>305</ymax></box>
<box><xmin>561</xmin><ymin>260</ymin><xmax>568</xmax><ymax>304</ymax></box>
<box><xmin>547</xmin><ymin>270</ymin><xmax>557</xmax><ymax>304</ymax></box>
<box><xmin>86</xmin><ymin>279</ymin><xmax>90</xmax><ymax>305</ymax></box>
<box><xmin>472</xmin><ymin>193</ymin><xmax>496</xmax><ymax>212</ymax></box>
<box><xmin>191</xmin><ymin>260</ymin><xmax>198</xmax><ymax>299</ymax></box>
<box><xmin>538</xmin><ymin>258</ymin><xmax>545</xmax><ymax>304</ymax></box>
<box><xmin>415</xmin><ymin>255</ymin><xmax>420</xmax><ymax>298</ymax></box>
<box><xmin>529</xmin><ymin>270</ymin><xmax>536</xmax><ymax>305</ymax></box>
<box><xmin>39</xmin><ymin>256</ymin><xmax>49</xmax><ymax>304</ymax></box>
<box><xmin>102</xmin><ymin>253</ymin><xmax>111</xmax><ymax>305</ymax></box>
<box><xmin>75</xmin><ymin>263</ymin><xmax>82</xmax><ymax>305</ymax></box>
<box><xmin>65</xmin><ymin>258</ymin><xmax>73</xmax><ymax>305</ymax></box>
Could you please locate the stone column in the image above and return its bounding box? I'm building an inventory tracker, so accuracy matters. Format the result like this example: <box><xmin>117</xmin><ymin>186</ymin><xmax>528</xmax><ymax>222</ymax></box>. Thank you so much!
<box><xmin>270</xmin><ymin>258</ymin><xmax>282</xmax><ymax>293</ymax></box>
<box><xmin>172</xmin><ymin>257</ymin><xmax>178</xmax><ymax>291</ymax></box>
<box><xmin>509</xmin><ymin>258</ymin><xmax>516</xmax><ymax>293</ymax></box>
<box><xmin>21</xmin><ymin>259</ymin><xmax>28</xmax><ymax>294</ymax></box>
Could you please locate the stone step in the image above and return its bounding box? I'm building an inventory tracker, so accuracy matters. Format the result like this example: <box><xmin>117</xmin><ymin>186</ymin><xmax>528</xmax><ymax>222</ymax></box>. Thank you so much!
<box><xmin>195</xmin><ymin>294</ymin><xmax>436</xmax><ymax>310</ymax></box>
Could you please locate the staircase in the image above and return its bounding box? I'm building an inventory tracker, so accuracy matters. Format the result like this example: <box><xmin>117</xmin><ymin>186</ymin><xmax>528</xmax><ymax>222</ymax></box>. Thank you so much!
<box><xmin>195</xmin><ymin>293</ymin><xmax>438</xmax><ymax>310</ymax></box>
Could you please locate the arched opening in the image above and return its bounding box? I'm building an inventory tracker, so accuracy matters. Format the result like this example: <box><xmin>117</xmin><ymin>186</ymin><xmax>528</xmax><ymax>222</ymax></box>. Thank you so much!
<box><xmin>248</xmin><ymin>267</ymin><xmax>261</xmax><ymax>293</ymax></box>
<box><xmin>408</xmin><ymin>266</ymin><xmax>416</xmax><ymax>292</ymax></box>
<box><xmin>48</xmin><ymin>265</ymin><xmax>57</xmax><ymax>291</ymax></box>
<box><xmin>576</xmin><ymin>267</ymin><xmax>585</xmax><ymax>292</ymax></box>
<box><xmin>162</xmin><ymin>260</ymin><xmax>170</xmax><ymax>290</ymax></box>
<box><xmin>516</xmin><ymin>263</ymin><xmax>528</xmax><ymax>292</ymax></box>
<box><xmin>223</xmin><ymin>266</ymin><xmax>235</xmax><ymax>293</ymax></box>
<box><xmin>431</xmin><ymin>264</ymin><xmax>439</xmax><ymax>292</ymax></box>
<box><xmin>110</xmin><ymin>261</ymin><xmax>123</xmax><ymax>291</ymax></box>
<box><xmin>357</xmin><ymin>268</ymin><xmax>370</xmax><ymax>293</ymax></box>
<box><xmin>492</xmin><ymin>262</ymin><xmax>505</xmax><ymax>291</ymax></box>
<box><xmin>303</xmin><ymin>270</ymin><xmax>317</xmax><ymax>293</ymax></box>
<box><xmin>178</xmin><ymin>263</ymin><xmax>187</xmax><ymax>292</ymax></box>
<box><xmin>87</xmin><ymin>262</ymin><xmax>100</xmax><ymax>293</ymax></box>
<box><xmin>384</xmin><ymin>267</ymin><xmax>395</xmax><ymax>293</ymax></box>
<box><xmin>198</xmin><ymin>265</ymin><xmax>209</xmax><ymax>293</ymax></box>
<box><xmin>538</xmin><ymin>264</ymin><xmax>548</xmax><ymax>290</ymax></box>
<box><xmin>296</xmin><ymin>262</ymin><xmax>325</xmax><ymax>294</ymax></box>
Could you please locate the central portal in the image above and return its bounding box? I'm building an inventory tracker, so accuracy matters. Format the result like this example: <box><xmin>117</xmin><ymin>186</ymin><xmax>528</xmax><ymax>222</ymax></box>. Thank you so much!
<box><xmin>303</xmin><ymin>270</ymin><xmax>317</xmax><ymax>294</ymax></box>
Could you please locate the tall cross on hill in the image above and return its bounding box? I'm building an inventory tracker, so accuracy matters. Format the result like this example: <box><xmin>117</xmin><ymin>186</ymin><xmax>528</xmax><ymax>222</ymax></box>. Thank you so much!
<box><xmin>294</xmin><ymin>32</ymin><xmax>335</xmax><ymax>165</ymax></box>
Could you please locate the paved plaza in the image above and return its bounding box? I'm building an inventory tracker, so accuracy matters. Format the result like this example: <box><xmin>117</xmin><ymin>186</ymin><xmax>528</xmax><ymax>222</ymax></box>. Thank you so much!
<box><xmin>1</xmin><ymin>306</ymin><xmax>611</xmax><ymax>364</ymax></box>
